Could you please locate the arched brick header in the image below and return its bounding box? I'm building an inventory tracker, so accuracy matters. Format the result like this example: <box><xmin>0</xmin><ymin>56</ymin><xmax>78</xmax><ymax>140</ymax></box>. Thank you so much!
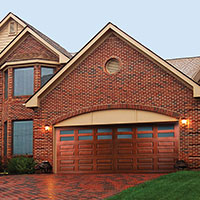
<box><xmin>51</xmin><ymin>104</ymin><xmax>180</xmax><ymax>125</ymax></box>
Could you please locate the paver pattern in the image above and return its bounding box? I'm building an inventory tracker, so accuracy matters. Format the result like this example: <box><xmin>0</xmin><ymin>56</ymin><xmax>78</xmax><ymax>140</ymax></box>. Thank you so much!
<box><xmin>0</xmin><ymin>173</ymin><xmax>165</xmax><ymax>200</ymax></box>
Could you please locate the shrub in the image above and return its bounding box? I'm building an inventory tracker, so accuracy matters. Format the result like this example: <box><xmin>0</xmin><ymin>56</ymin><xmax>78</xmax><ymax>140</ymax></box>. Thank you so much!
<box><xmin>7</xmin><ymin>156</ymin><xmax>36</xmax><ymax>174</ymax></box>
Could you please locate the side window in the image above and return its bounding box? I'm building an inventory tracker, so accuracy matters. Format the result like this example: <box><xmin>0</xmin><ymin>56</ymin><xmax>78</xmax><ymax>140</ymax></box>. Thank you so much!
<box><xmin>13</xmin><ymin>120</ymin><xmax>33</xmax><ymax>155</ymax></box>
<box><xmin>41</xmin><ymin>67</ymin><xmax>54</xmax><ymax>86</ymax></box>
<box><xmin>14</xmin><ymin>67</ymin><xmax>34</xmax><ymax>96</ymax></box>
<box><xmin>4</xmin><ymin>121</ymin><xmax>7</xmax><ymax>156</ymax></box>
<box><xmin>4</xmin><ymin>70</ymin><xmax>8</xmax><ymax>99</ymax></box>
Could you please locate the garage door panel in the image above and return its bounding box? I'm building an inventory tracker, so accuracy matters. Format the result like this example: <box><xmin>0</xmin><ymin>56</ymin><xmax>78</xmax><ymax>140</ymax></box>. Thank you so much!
<box><xmin>60</xmin><ymin>151</ymin><xmax>75</xmax><ymax>156</ymax></box>
<box><xmin>57</xmin><ymin>123</ymin><xmax>178</xmax><ymax>173</ymax></box>
<box><xmin>60</xmin><ymin>166</ymin><xmax>75</xmax><ymax>171</ymax></box>
<box><xmin>117</xmin><ymin>143</ymin><xmax>133</xmax><ymax>148</ymax></box>
<box><xmin>137</xmin><ymin>164</ymin><xmax>154</xmax><ymax>170</ymax></box>
<box><xmin>60</xmin><ymin>159</ymin><xmax>75</xmax><ymax>164</ymax></box>
<box><xmin>96</xmin><ymin>143</ymin><xmax>112</xmax><ymax>148</ymax></box>
<box><xmin>117</xmin><ymin>165</ymin><xmax>133</xmax><ymax>170</ymax></box>
<box><xmin>158</xmin><ymin>164</ymin><xmax>175</xmax><ymax>170</ymax></box>
<box><xmin>137</xmin><ymin>149</ymin><xmax>154</xmax><ymax>154</ymax></box>
<box><xmin>97</xmin><ymin>159</ymin><xmax>113</xmax><ymax>164</ymax></box>
<box><xmin>158</xmin><ymin>157</ymin><xmax>175</xmax><ymax>163</ymax></box>
<box><xmin>158</xmin><ymin>148</ymin><xmax>175</xmax><ymax>153</ymax></box>
<box><xmin>137</xmin><ymin>158</ymin><xmax>153</xmax><ymax>163</ymax></box>
<box><xmin>117</xmin><ymin>158</ymin><xmax>133</xmax><ymax>163</ymax></box>
<box><xmin>97</xmin><ymin>149</ymin><xmax>113</xmax><ymax>155</ymax></box>
<box><xmin>158</xmin><ymin>141</ymin><xmax>175</xmax><ymax>146</ymax></box>
<box><xmin>60</xmin><ymin>144</ymin><xmax>74</xmax><ymax>149</ymax></box>
<box><xmin>137</xmin><ymin>142</ymin><xmax>153</xmax><ymax>147</ymax></box>
<box><xmin>97</xmin><ymin>165</ymin><xmax>113</xmax><ymax>170</ymax></box>
<box><xmin>79</xmin><ymin>150</ymin><xmax>93</xmax><ymax>155</ymax></box>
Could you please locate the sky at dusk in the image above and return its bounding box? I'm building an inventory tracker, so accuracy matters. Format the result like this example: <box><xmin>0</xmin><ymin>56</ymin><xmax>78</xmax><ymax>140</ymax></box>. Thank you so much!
<box><xmin>1</xmin><ymin>0</ymin><xmax>200</xmax><ymax>59</ymax></box>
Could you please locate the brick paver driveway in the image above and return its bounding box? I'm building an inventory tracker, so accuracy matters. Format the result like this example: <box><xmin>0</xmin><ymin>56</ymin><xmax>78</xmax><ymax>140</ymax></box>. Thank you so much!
<box><xmin>0</xmin><ymin>173</ymin><xmax>165</xmax><ymax>200</ymax></box>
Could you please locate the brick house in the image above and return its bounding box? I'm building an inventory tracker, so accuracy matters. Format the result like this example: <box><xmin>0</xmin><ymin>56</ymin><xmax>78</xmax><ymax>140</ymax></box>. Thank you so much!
<box><xmin>0</xmin><ymin>13</ymin><xmax>200</xmax><ymax>173</ymax></box>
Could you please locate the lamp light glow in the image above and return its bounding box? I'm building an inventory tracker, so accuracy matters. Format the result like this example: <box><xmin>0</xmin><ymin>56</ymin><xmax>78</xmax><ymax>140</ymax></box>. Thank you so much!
<box><xmin>45</xmin><ymin>125</ymin><xmax>50</xmax><ymax>131</ymax></box>
<box><xmin>181</xmin><ymin>119</ymin><xmax>188</xmax><ymax>125</ymax></box>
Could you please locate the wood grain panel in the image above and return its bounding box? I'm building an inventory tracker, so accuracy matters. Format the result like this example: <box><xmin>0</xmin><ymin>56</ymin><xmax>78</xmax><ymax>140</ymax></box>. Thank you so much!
<box><xmin>96</xmin><ymin>143</ymin><xmax>112</xmax><ymax>148</ymax></box>
<box><xmin>60</xmin><ymin>144</ymin><xmax>74</xmax><ymax>149</ymax></box>
<box><xmin>137</xmin><ymin>142</ymin><xmax>153</xmax><ymax>147</ymax></box>
<box><xmin>97</xmin><ymin>159</ymin><xmax>112</xmax><ymax>164</ymax></box>
<box><xmin>97</xmin><ymin>150</ymin><xmax>112</xmax><ymax>155</ymax></box>
<box><xmin>60</xmin><ymin>166</ymin><xmax>75</xmax><ymax>171</ymax></box>
<box><xmin>137</xmin><ymin>149</ymin><xmax>154</xmax><ymax>154</ymax></box>
<box><xmin>79</xmin><ymin>159</ymin><xmax>93</xmax><ymax>164</ymax></box>
<box><xmin>60</xmin><ymin>151</ymin><xmax>74</xmax><ymax>156</ymax></box>
<box><xmin>79</xmin><ymin>150</ymin><xmax>93</xmax><ymax>155</ymax></box>
<box><xmin>118</xmin><ymin>159</ymin><xmax>133</xmax><ymax>163</ymax></box>
<box><xmin>79</xmin><ymin>144</ymin><xmax>93</xmax><ymax>149</ymax></box>
<box><xmin>117</xmin><ymin>165</ymin><xmax>133</xmax><ymax>170</ymax></box>
<box><xmin>158</xmin><ymin>148</ymin><xmax>174</xmax><ymax>153</ymax></box>
<box><xmin>79</xmin><ymin>165</ymin><xmax>93</xmax><ymax>170</ymax></box>
<box><xmin>158</xmin><ymin>141</ymin><xmax>175</xmax><ymax>146</ymax></box>
<box><xmin>137</xmin><ymin>158</ymin><xmax>153</xmax><ymax>163</ymax></box>
<box><xmin>60</xmin><ymin>160</ymin><xmax>74</xmax><ymax>164</ymax></box>
<box><xmin>158</xmin><ymin>158</ymin><xmax>175</xmax><ymax>163</ymax></box>
<box><xmin>97</xmin><ymin>165</ymin><xmax>112</xmax><ymax>170</ymax></box>
<box><xmin>137</xmin><ymin>165</ymin><xmax>154</xmax><ymax>170</ymax></box>
<box><xmin>117</xmin><ymin>143</ymin><xmax>133</xmax><ymax>148</ymax></box>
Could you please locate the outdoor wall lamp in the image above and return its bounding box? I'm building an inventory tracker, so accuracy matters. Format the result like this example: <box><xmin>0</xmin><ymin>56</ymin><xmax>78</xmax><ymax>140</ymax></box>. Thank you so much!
<box><xmin>181</xmin><ymin>119</ymin><xmax>188</xmax><ymax>126</ymax></box>
<box><xmin>45</xmin><ymin>125</ymin><xmax>50</xmax><ymax>132</ymax></box>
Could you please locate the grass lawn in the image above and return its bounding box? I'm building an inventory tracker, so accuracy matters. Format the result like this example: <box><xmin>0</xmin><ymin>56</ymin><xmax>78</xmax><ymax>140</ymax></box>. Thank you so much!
<box><xmin>106</xmin><ymin>171</ymin><xmax>200</xmax><ymax>200</ymax></box>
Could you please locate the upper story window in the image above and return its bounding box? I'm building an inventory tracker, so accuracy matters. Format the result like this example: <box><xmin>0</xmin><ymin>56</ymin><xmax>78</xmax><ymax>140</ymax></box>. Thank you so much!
<box><xmin>41</xmin><ymin>67</ymin><xmax>54</xmax><ymax>86</ymax></box>
<box><xmin>9</xmin><ymin>21</ymin><xmax>17</xmax><ymax>35</ymax></box>
<box><xmin>4</xmin><ymin>70</ymin><xmax>8</xmax><ymax>99</ymax></box>
<box><xmin>14</xmin><ymin>67</ymin><xmax>34</xmax><ymax>96</ymax></box>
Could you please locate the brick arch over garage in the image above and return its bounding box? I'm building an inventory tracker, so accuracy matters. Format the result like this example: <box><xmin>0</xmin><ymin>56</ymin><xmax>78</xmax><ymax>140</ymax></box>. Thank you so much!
<box><xmin>52</xmin><ymin>104</ymin><xmax>180</xmax><ymax>126</ymax></box>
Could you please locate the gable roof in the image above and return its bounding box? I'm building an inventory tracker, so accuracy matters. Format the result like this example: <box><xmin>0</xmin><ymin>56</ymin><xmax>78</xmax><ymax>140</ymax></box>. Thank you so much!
<box><xmin>26</xmin><ymin>22</ymin><xmax>200</xmax><ymax>108</ymax></box>
<box><xmin>167</xmin><ymin>56</ymin><xmax>200</xmax><ymax>81</ymax></box>
<box><xmin>0</xmin><ymin>12</ymin><xmax>72</xmax><ymax>63</ymax></box>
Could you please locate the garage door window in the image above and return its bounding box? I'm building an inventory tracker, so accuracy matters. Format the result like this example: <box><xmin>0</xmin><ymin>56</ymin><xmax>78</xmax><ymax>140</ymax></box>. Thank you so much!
<box><xmin>117</xmin><ymin>135</ymin><xmax>132</xmax><ymax>139</ymax></box>
<box><xmin>158</xmin><ymin>125</ymin><xmax>174</xmax><ymax>130</ymax></box>
<box><xmin>60</xmin><ymin>136</ymin><xmax>74</xmax><ymax>141</ymax></box>
<box><xmin>158</xmin><ymin>125</ymin><xmax>174</xmax><ymax>137</ymax></box>
<box><xmin>137</xmin><ymin>126</ymin><xmax>153</xmax><ymax>138</ymax></box>
<box><xmin>117</xmin><ymin>128</ymin><xmax>132</xmax><ymax>132</ymax></box>
<box><xmin>60</xmin><ymin>130</ymin><xmax>74</xmax><ymax>134</ymax></box>
<box><xmin>158</xmin><ymin>132</ymin><xmax>174</xmax><ymax>137</ymax></box>
<box><xmin>78</xmin><ymin>129</ymin><xmax>93</xmax><ymax>134</ymax></box>
<box><xmin>60</xmin><ymin>130</ymin><xmax>74</xmax><ymax>141</ymax></box>
<box><xmin>97</xmin><ymin>128</ymin><xmax>112</xmax><ymax>133</ymax></box>
<box><xmin>79</xmin><ymin>136</ymin><xmax>93</xmax><ymax>140</ymax></box>
<box><xmin>97</xmin><ymin>135</ymin><xmax>112</xmax><ymax>140</ymax></box>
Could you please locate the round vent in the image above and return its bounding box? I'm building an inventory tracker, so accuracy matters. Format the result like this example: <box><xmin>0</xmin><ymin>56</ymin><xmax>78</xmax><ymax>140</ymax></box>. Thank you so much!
<box><xmin>105</xmin><ymin>58</ymin><xmax>120</xmax><ymax>74</ymax></box>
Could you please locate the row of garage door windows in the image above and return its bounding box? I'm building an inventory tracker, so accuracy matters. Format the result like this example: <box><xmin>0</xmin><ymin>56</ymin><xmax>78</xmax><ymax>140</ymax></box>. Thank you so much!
<box><xmin>3</xmin><ymin>122</ymin><xmax>175</xmax><ymax>156</ymax></box>
<box><xmin>60</xmin><ymin>125</ymin><xmax>175</xmax><ymax>141</ymax></box>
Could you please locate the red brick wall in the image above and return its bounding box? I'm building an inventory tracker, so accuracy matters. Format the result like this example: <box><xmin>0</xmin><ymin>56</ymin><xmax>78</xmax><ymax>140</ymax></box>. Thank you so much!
<box><xmin>34</xmin><ymin>33</ymin><xmax>200</xmax><ymax>168</ymax></box>
<box><xmin>5</xmin><ymin>34</ymin><xmax>59</xmax><ymax>62</ymax></box>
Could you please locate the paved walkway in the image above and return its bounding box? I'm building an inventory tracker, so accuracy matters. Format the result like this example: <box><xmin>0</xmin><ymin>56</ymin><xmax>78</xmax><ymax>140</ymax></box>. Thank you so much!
<box><xmin>0</xmin><ymin>173</ymin><xmax>165</xmax><ymax>200</ymax></box>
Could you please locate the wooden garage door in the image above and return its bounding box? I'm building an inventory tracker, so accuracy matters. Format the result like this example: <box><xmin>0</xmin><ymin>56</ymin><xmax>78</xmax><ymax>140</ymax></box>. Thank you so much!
<box><xmin>56</xmin><ymin>123</ymin><xmax>178</xmax><ymax>173</ymax></box>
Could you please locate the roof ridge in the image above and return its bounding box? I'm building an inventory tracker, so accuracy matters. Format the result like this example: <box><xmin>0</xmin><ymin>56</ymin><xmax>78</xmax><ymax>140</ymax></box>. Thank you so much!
<box><xmin>7</xmin><ymin>12</ymin><xmax>72</xmax><ymax>59</ymax></box>
<box><xmin>166</xmin><ymin>55</ymin><xmax>200</xmax><ymax>61</ymax></box>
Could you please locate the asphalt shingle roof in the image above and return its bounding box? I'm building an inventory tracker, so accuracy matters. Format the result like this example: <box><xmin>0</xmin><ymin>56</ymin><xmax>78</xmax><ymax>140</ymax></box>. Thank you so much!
<box><xmin>166</xmin><ymin>56</ymin><xmax>200</xmax><ymax>80</ymax></box>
